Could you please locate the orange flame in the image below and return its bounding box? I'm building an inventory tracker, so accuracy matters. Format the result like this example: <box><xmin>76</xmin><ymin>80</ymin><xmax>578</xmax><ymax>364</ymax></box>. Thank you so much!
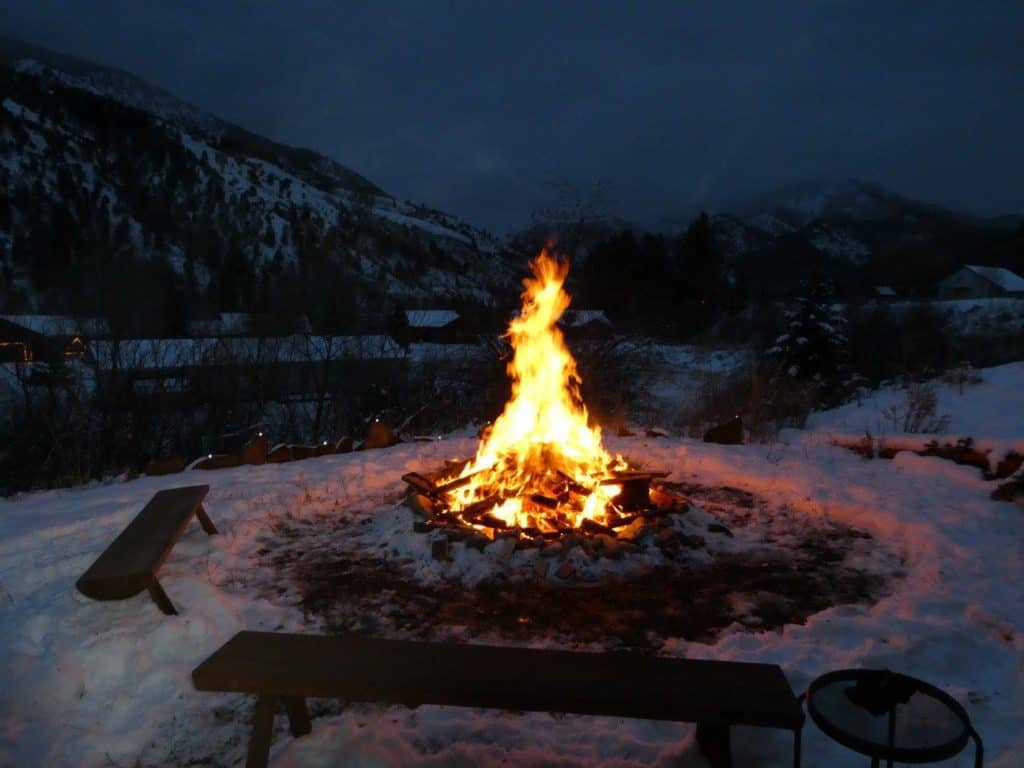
<box><xmin>445</xmin><ymin>248</ymin><xmax>626</xmax><ymax>531</ymax></box>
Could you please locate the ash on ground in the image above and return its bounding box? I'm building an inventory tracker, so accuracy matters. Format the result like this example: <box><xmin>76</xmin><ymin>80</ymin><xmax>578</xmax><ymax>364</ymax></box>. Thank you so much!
<box><xmin>253</xmin><ymin>479</ymin><xmax>900</xmax><ymax>650</ymax></box>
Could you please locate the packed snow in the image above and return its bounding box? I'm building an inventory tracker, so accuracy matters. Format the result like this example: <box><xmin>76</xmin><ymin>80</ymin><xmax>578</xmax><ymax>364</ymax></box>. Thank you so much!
<box><xmin>0</xmin><ymin>365</ymin><xmax>1022</xmax><ymax>766</ymax></box>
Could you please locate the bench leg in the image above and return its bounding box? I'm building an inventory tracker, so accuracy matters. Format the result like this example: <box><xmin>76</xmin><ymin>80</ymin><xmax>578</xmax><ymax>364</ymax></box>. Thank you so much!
<box><xmin>247</xmin><ymin>694</ymin><xmax>276</xmax><ymax>768</ymax></box>
<box><xmin>695</xmin><ymin>722</ymin><xmax>731</xmax><ymax>768</ymax></box>
<box><xmin>284</xmin><ymin>696</ymin><xmax>312</xmax><ymax>737</ymax></box>
<box><xmin>147</xmin><ymin>579</ymin><xmax>178</xmax><ymax>615</ymax></box>
<box><xmin>195</xmin><ymin>504</ymin><xmax>219</xmax><ymax>535</ymax></box>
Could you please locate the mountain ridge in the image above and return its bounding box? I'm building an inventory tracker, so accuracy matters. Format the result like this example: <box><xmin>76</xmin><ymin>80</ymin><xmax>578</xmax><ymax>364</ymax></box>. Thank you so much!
<box><xmin>0</xmin><ymin>36</ymin><xmax>521</xmax><ymax>330</ymax></box>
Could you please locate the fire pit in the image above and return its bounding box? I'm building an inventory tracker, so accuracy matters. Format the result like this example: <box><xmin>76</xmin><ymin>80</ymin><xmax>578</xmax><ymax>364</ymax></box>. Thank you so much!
<box><xmin>402</xmin><ymin>249</ymin><xmax>688</xmax><ymax>545</ymax></box>
<box><xmin>249</xmin><ymin>249</ymin><xmax>895</xmax><ymax>649</ymax></box>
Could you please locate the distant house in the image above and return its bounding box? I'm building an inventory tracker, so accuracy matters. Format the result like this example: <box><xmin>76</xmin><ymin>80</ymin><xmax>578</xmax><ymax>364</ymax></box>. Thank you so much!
<box><xmin>871</xmin><ymin>285</ymin><xmax>898</xmax><ymax>300</ymax></box>
<box><xmin>0</xmin><ymin>315</ymin><xmax>109</xmax><ymax>363</ymax></box>
<box><xmin>935</xmin><ymin>265</ymin><xmax>1024</xmax><ymax>299</ymax></box>
<box><xmin>404</xmin><ymin>310</ymin><xmax>465</xmax><ymax>343</ymax></box>
<box><xmin>559</xmin><ymin>309</ymin><xmax>612</xmax><ymax>338</ymax></box>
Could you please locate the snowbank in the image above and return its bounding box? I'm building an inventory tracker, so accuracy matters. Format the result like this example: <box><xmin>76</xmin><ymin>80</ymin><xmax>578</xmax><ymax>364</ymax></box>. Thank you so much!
<box><xmin>809</xmin><ymin>361</ymin><xmax>1024</xmax><ymax>460</ymax></box>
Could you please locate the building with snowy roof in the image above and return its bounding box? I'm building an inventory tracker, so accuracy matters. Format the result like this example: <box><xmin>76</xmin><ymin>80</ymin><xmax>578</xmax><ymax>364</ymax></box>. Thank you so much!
<box><xmin>0</xmin><ymin>315</ymin><xmax>109</xmax><ymax>363</ymax></box>
<box><xmin>404</xmin><ymin>310</ymin><xmax>468</xmax><ymax>343</ymax></box>
<box><xmin>405</xmin><ymin>310</ymin><xmax>460</xmax><ymax>329</ymax></box>
<box><xmin>559</xmin><ymin>309</ymin><xmax>612</xmax><ymax>338</ymax></box>
<box><xmin>935</xmin><ymin>265</ymin><xmax>1024</xmax><ymax>299</ymax></box>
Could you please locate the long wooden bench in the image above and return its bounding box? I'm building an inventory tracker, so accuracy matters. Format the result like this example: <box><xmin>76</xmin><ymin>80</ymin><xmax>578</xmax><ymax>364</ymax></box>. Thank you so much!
<box><xmin>76</xmin><ymin>484</ymin><xmax>216</xmax><ymax>615</ymax></box>
<box><xmin>193</xmin><ymin>631</ymin><xmax>805</xmax><ymax>768</ymax></box>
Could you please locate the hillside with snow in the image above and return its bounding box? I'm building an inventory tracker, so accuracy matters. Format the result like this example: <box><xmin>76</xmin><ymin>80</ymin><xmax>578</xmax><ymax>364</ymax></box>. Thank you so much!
<box><xmin>0</xmin><ymin>37</ymin><xmax>520</xmax><ymax>325</ymax></box>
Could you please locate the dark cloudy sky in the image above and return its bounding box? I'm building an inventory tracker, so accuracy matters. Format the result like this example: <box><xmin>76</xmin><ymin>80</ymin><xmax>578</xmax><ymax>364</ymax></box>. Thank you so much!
<box><xmin>5</xmin><ymin>1</ymin><xmax>1023</xmax><ymax>232</ymax></box>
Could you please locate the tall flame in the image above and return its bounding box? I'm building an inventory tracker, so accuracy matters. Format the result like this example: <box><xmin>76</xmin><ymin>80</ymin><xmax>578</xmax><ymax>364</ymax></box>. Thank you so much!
<box><xmin>446</xmin><ymin>248</ymin><xmax>625</xmax><ymax>531</ymax></box>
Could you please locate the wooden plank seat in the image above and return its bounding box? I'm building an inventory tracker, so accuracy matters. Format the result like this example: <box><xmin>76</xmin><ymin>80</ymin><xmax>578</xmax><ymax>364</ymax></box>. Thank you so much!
<box><xmin>193</xmin><ymin>630</ymin><xmax>805</xmax><ymax>768</ymax></box>
<box><xmin>76</xmin><ymin>484</ymin><xmax>215</xmax><ymax>615</ymax></box>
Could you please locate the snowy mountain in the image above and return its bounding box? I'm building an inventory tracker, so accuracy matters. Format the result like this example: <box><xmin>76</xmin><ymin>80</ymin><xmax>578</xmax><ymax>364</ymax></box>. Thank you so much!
<box><xmin>694</xmin><ymin>178</ymin><xmax>1024</xmax><ymax>297</ymax></box>
<box><xmin>732</xmin><ymin>177</ymin><xmax>936</xmax><ymax>227</ymax></box>
<box><xmin>0</xmin><ymin>36</ymin><xmax>520</xmax><ymax>329</ymax></box>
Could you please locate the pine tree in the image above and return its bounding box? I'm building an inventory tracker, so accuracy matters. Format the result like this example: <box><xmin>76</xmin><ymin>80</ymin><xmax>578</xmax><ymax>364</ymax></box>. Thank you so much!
<box><xmin>766</xmin><ymin>279</ymin><xmax>849</xmax><ymax>386</ymax></box>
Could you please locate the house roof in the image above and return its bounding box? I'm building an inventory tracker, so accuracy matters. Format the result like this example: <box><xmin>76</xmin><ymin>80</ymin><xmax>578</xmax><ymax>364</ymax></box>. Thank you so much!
<box><xmin>561</xmin><ymin>309</ymin><xmax>611</xmax><ymax>328</ymax></box>
<box><xmin>405</xmin><ymin>310</ymin><xmax>460</xmax><ymax>328</ymax></box>
<box><xmin>963</xmin><ymin>265</ymin><xmax>1024</xmax><ymax>293</ymax></box>
<box><xmin>0</xmin><ymin>315</ymin><xmax>109</xmax><ymax>337</ymax></box>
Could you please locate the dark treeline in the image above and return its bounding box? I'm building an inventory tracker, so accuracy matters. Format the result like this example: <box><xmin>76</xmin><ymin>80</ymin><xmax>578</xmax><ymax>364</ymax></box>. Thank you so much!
<box><xmin>573</xmin><ymin>214</ymin><xmax>747</xmax><ymax>338</ymax></box>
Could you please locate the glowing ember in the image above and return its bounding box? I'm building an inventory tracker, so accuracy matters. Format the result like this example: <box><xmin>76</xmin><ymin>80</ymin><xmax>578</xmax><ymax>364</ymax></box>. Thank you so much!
<box><xmin>439</xmin><ymin>248</ymin><xmax>630</xmax><ymax>532</ymax></box>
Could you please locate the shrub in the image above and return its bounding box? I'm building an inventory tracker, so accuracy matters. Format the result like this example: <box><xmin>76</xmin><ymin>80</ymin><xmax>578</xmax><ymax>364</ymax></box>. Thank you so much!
<box><xmin>880</xmin><ymin>382</ymin><xmax>951</xmax><ymax>434</ymax></box>
<box><xmin>674</xmin><ymin>361</ymin><xmax>817</xmax><ymax>442</ymax></box>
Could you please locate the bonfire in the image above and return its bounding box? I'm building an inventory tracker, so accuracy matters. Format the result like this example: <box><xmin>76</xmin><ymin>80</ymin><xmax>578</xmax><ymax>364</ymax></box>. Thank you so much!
<box><xmin>404</xmin><ymin>249</ymin><xmax>673</xmax><ymax>540</ymax></box>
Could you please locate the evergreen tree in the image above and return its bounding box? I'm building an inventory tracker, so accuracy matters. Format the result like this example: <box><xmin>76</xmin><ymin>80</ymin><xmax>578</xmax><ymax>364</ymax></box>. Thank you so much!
<box><xmin>766</xmin><ymin>278</ymin><xmax>849</xmax><ymax>388</ymax></box>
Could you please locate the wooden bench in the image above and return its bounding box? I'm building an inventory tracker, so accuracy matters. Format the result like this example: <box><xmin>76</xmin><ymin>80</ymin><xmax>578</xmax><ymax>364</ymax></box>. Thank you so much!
<box><xmin>192</xmin><ymin>631</ymin><xmax>805</xmax><ymax>768</ymax></box>
<box><xmin>76</xmin><ymin>484</ymin><xmax>216</xmax><ymax>615</ymax></box>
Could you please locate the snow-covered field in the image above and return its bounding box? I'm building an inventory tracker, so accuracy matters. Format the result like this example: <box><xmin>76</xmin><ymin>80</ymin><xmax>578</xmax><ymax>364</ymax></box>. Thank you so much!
<box><xmin>1</xmin><ymin>365</ymin><xmax>1022</xmax><ymax>767</ymax></box>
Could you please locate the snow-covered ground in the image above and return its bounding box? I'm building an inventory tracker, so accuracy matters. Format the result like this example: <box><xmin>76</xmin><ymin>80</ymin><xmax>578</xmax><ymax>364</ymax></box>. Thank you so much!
<box><xmin>1</xmin><ymin>365</ymin><xmax>1022</xmax><ymax>766</ymax></box>
<box><xmin>810</xmin><ymin>361</ymin><xmax>1024</xmax><ymax>457</ymax></box>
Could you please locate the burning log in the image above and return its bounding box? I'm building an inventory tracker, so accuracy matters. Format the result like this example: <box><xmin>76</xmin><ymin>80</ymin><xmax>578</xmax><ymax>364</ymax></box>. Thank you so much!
<box><xmin>408</xmin><ymin>493</ymin><xmax>436</xmax><ymax>518</ymax></box>
<box><xmin>579</xmin><ymin>518</ymin><xmax>615</xmax><ymax>537</ymax></box>
<box><xmin>460</xmin><ymin>494</ymin><xmax>505</xmax><ymax>521</ymax></box>
<box><xmin>435</xmin><ymin>471</ymin><xmax>483</xmax><ymax>495</ymax></box>
<box><xmin>445</xmin><ymin>458</ymin><xmax>472</xmax><ymax>475</ymax></box>
<box><xmin>402</xmin><ymin>472</ymin><xmax>438</xmax><ymax>497</ymax></box>
<box><xmin>613</xmin><ymin>478</ymin><xmax>653</xmax><ymax>510</ymax></box>
<box><xmin>478</xmin><ymin>512</ymin><xmax>511</xmax><ymax>530</ymax></box>
<box><xmin>553</xmin><ymin>469</ymin><xmax>591</xmax><ymax>497</ymax></box>
<box><xmin>529</xmin><ymin>494</ymin><xmax>560</xmax><ymax>510</ymax></box>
